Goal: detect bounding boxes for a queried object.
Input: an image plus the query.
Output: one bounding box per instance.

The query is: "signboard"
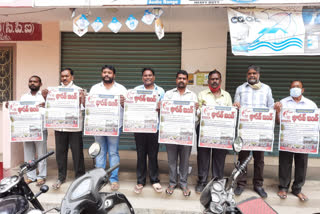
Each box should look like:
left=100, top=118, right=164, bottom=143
left=0, top=0, right=33, bottom=7
left=0, top=22, right=42, bottom=41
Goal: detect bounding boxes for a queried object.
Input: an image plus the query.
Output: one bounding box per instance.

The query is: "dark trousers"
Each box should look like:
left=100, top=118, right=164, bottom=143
left=278, top=151, right=308, bottom=194
left=134, top=132, right=160, bottom=185
left=237, top=150, right=264, bottom=188
left=196, top=125, right=228, bottom=184
left=55, top=131, right=85, bottom=181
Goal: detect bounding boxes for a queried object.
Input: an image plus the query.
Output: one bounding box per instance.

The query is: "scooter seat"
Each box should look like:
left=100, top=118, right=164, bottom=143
left=0, top=195, right=29, bottom=214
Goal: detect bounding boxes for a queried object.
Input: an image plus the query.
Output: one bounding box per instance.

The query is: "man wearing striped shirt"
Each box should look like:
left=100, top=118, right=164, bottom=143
left=233, top=65, right=274, bottom=198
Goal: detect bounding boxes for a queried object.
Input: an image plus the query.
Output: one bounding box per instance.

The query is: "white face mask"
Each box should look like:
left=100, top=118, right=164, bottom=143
left=290, top=87, right=302, bottom=98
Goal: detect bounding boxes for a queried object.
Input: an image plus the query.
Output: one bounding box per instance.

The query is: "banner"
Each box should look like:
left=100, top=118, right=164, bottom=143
left=228, top=7, right=320, bottom=56
left=9, top=101, right=43, bottom=142
left=159, top=100, right=195, bottom=146
left=45, top=87, right=80, bottom=128
left=279, top=108, right=319, bottom=154
left=84, top=94, right=120, bottom=136
left=0, top=22, right=42, bottom=41
left=238, top=107, right=275, bottom=151
left=199, top=105, right=237, bottom=150
left=123, top=89, right=158, bottom=133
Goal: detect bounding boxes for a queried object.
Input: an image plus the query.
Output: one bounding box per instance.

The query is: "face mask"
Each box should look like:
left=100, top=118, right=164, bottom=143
left=290, top=87, right=302, bottom=98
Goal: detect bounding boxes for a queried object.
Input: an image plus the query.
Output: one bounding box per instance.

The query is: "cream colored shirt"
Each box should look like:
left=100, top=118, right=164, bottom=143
left=198, top=88, right=233, bottom=108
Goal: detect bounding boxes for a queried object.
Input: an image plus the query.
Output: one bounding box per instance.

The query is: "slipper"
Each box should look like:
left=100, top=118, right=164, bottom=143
left=293, top=192, right=309, bottom=202
left=277, top=190, right=287, bottom=199
left=152, top=183, right=163, bottom=193
left=111, top=182, right=120, bottom=191
left=36, top=178, right=46, bottom=186
left=166, top=185, right=176, bottom=195
left=181, top=186, right=191, bottom=197
left=52, top=180, right=64, bottom=190
left=134, top=184, right=144, bottom=194
left=25, top=178, right=35, bottom=185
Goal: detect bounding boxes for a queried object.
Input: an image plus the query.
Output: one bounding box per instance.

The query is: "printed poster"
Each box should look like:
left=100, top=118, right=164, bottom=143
left=123, top=89, right=158, bottom=133
left=238, top=107, right=275, bottom=151
left=159, top=100, right=195, bottom=146
left=279, top=108, right=319, bottom=154
left=84, top=94, right=120, bottom=136
left=199, top=105, right=237, bottom=150
left=9, top=101, right=43, bottom=142
left=45, top=87, right=80, bottom=128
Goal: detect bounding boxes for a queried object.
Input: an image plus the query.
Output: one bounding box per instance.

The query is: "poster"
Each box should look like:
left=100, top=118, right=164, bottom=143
left=123, top=89, right=158, bottom=133
left=9, top=101, right=43, bottom=142
left=84, top=94, right=120, bottom=136
left=159, top=100, right=195, bottom=146
left=238, top=107, right=275, bottom=151
left=199, top=105, right=237, bottom=150
left=279, top=108, right=319, bottom=154
left=45, top=87, right=80, bottom=128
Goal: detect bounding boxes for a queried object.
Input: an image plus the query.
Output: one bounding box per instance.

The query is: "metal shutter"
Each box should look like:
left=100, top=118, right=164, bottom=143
left=226, top=34, right=320, bottom=157
left=61, top=32, right=181, bottom=150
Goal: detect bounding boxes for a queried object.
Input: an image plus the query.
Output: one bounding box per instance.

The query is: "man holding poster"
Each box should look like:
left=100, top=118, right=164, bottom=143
left=132, top=68, right=165, bottom=194
left=233, top=65, right=274, bottom=198
left=161, top=70, right=198, bottom=197
left=195, top=69, right=233, bottom=193
left=274, top=81, right=317, bottom=202
left=89, top=65, right=127, bottom=191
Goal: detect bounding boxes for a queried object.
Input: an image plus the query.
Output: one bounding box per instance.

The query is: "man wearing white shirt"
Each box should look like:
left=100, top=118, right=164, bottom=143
left=20, top=76, right=47, bottom=186
left=89, top=65, right=127, bottom=191
left=43, top=68, right=86, bottom=190
left=274, top=80, right=317, bottom=202
left=163, top=70, right=198, bottom=197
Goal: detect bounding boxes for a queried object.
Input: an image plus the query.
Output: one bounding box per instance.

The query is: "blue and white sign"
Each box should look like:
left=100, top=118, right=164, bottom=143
left=125, top=15, right=139, bottom=30
left=227, top=7, right=320, bottom=56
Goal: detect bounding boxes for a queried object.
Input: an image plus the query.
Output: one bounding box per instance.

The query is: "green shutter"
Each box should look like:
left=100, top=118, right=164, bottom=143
left=226, top=34, right=320, bottom=157
left=61, top=32, right=181, bottom=150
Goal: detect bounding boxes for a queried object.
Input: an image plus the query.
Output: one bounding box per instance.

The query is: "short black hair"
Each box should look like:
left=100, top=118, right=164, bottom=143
left=141, top=67, right=155, bottom=75
left=61, top=68, right=74, bottom=76
left=290, top=80, right=304, bottom=88
left=248, top=65, right=260, bottom=73
left=208, top=69, right=221, bottom=79
left=101, top=65, right=116, bottom=74
left=30, top=75, right=42, bottom=83
left=176, top=70, right=188, bottom=79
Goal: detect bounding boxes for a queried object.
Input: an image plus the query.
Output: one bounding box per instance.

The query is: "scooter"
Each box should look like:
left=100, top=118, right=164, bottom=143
left=0, top=151, right=54, bottom=214
left=200, top=137, right=277, bottom=214
left=28, top=142, right=135, bottom=214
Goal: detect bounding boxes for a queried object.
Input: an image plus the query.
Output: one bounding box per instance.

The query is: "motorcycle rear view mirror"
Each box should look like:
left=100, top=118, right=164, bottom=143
left=232, top=136, right=243, bottom=153
left=88, top=142, right=101, bottom=159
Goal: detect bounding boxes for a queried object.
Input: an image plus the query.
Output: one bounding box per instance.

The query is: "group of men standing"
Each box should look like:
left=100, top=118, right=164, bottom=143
left=14, top=64, right=314, bottom=202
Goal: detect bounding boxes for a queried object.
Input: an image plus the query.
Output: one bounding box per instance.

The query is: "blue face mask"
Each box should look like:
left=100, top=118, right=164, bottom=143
left=290, top=87, right=302, bottom=98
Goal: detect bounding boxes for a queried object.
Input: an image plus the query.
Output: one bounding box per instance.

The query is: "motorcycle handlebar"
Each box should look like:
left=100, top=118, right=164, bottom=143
left=21, top=151, right=54, bottom=171
left=239, top=153, right=253, bottom=172
left=35, top=151, right=54, bottom=164
left=106, top=163, right=120, bottom=175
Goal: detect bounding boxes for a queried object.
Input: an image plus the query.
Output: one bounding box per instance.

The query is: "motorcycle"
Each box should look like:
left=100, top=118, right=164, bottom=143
left=200, top=137, right=277, bottom=214
left=28, top=142, right=135, bottom=214
left=0, top=151, right=54, bottom=214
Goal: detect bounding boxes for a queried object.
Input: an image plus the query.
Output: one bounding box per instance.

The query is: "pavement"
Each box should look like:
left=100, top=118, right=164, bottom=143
left=5, top=151, right=320, bottom=214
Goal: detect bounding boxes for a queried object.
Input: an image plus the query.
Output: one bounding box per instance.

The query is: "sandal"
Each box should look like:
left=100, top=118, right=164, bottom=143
left=134, top=184, right=144, bottom=194
left=166, top=185, right=176, bottom=195
left=36, top=178, right=46, bottom=186
left=277, top=190, right=287, bottom=199
left=25, top=178, right=35, bottom=185
left=181, top=186, right=191, bottom=197
left=111, top=182, right=120, bottom=191
left=152, top=183, right=163, bottom=193
left=52, top=180, right=64, bottom=190
left=293, top=192, right=309, bottom=202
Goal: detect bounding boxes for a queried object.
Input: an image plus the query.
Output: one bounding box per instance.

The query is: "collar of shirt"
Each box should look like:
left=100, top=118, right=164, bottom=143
left=172, top=87, right=192, bottom=95
left=205, top=88, right=225, bottom=97
left=245, top=81, right=261, bottom=87
left=139, top=83, right=160, bottom=90
left=287, top=96, right=307, bottom=104
left=60, top=81, right=74, bottom=88
left=27, top=91, right=42, bottom=96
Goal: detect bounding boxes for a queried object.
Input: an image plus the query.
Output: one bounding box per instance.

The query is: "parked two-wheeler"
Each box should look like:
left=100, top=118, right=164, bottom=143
left=28, top=142, right=135, bottom=214
left=0, top=151, right=54, bottom=214
left=200, top=137, right=277, bottom=214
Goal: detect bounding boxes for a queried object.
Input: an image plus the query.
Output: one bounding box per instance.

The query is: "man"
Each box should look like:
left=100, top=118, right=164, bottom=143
left=195, top=69, right=233, bottom=193
left=20, top=76, right=47, bottom=186
left=89, top=65, right=127, bottom=191
left=164, top=70, right=198, bottom=197
left=44, top=68, right=86, bottom=190
left=233, top=65, right=274, bottom=198
left=274, top=80, right=316, bottom=202
left=133, top=68, right=165, bottom=194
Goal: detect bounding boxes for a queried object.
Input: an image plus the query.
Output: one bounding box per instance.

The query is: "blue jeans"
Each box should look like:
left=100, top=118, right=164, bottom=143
left=94, top=132, right=120, bottom=183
